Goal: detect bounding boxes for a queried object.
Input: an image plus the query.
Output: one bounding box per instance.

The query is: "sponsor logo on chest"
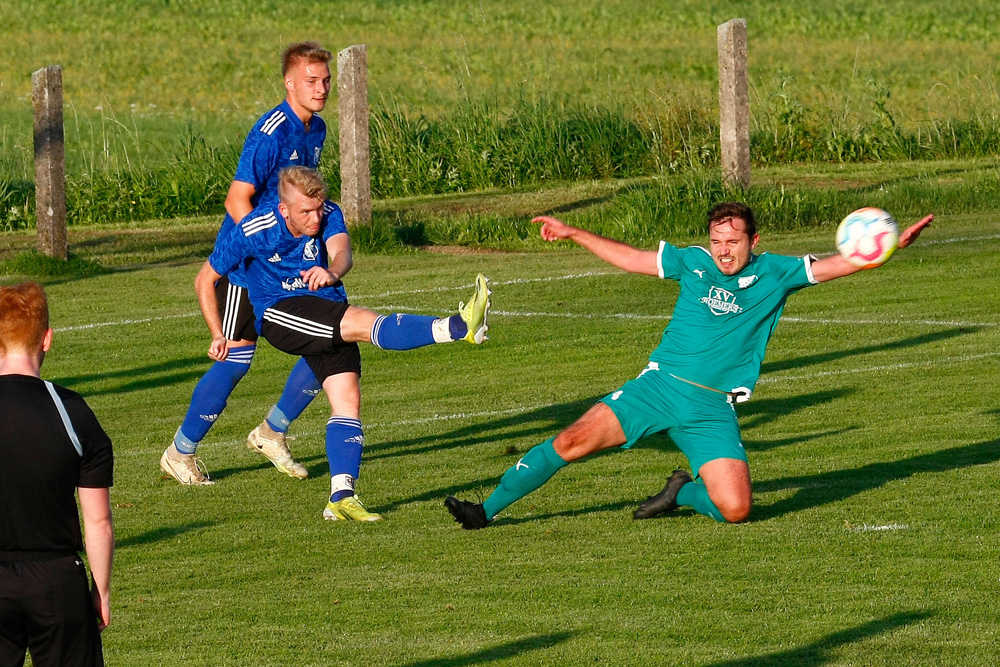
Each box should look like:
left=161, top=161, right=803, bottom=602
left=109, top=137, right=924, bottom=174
left=700, top=286, right=743, bottom=316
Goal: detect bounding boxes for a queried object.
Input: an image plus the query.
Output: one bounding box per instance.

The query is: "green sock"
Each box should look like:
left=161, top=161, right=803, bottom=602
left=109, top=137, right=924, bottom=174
left=676, top=480, right=725, bottom=523
left=482, top=438, right=568, bottom=520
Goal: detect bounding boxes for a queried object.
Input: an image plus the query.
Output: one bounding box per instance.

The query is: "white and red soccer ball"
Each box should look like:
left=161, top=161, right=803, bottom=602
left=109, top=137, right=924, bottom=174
left=836, top=207, right=899, bottom=269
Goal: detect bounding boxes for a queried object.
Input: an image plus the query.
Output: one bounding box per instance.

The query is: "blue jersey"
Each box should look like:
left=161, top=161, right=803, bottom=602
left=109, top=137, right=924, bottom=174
left=649, top=242, right=817, bottom=393
left=209, top=200, right=348, bottom=332
left=224, top=100, right=327, bottom=288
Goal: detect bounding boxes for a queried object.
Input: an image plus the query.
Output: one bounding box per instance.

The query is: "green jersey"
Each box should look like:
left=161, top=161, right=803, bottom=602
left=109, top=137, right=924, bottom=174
left=649, top=241, right=817, bottom=394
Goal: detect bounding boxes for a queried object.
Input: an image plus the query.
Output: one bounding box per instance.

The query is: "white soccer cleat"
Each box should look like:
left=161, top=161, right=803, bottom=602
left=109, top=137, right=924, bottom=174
left=246, top=423, right=308, bottom=479
left=160, top=444, right=215, bottom=486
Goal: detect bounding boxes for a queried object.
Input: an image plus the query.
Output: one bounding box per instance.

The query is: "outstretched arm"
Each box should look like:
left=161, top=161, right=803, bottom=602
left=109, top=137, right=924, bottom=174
left=811, top=214, right=933, bottom=283
left=194, top=261, right=229, bottom=360
left=532, top=216, right=659, bottom=276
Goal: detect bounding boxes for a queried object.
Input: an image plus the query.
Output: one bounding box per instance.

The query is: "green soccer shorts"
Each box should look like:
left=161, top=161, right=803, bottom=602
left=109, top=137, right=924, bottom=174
left=600, top=362, right=747, bottom=477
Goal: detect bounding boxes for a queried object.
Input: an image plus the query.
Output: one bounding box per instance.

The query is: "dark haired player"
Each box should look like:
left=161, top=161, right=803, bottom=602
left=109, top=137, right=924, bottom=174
left=445, top=204, right=932, bottom=529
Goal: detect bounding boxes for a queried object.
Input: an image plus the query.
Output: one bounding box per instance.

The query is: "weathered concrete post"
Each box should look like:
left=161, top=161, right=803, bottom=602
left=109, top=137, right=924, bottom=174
left=337, top=45, right=371, bottom=226
left=717, top=19, right=750, bottom=189
left=32, top=66, right=68, bottom=259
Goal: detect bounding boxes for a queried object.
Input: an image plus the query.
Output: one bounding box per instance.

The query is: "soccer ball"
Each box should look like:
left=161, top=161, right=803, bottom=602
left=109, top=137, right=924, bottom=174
left=836, top=207, right=899, bottom=269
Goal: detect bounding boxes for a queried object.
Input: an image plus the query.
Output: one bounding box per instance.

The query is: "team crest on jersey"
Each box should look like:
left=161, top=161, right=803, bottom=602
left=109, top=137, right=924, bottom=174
left=303, top=239, right=318, bottom=261
left=700, top=286, right=743, bottom=315
left=738, top=275, right=758, bottom=289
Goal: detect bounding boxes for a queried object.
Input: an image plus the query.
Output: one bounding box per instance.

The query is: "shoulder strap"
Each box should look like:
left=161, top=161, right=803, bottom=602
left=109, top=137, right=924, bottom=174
left=44, top=381, right=83, bottom=457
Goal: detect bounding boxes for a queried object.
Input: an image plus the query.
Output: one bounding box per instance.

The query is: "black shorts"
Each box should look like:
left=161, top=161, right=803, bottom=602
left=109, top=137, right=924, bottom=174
left=260, top=296, right=362, bottom=382
left=215, top=275, right=257, bottom=342
left=0, top=556, right=104, bottom=667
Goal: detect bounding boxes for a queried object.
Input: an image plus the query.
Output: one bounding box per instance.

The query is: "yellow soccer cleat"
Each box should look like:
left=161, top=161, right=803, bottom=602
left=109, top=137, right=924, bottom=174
left=323, top=495, right=383, bottom=522
left=459, top=273, right=491, bottom=344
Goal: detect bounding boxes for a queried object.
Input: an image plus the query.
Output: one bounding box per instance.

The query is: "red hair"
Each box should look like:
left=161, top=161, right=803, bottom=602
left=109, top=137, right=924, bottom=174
left=0, top=282, right=49, bottom=355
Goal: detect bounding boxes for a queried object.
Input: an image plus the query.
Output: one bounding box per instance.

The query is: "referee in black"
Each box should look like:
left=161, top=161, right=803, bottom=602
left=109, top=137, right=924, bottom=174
left=0, top=282, right=114, bottom=667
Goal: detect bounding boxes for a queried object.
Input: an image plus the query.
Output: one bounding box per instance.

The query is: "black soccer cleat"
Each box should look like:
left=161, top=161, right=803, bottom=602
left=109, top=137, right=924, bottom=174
left=445, top=496, right=489, bottom=530
left=633, top=469, right=693, bottom=520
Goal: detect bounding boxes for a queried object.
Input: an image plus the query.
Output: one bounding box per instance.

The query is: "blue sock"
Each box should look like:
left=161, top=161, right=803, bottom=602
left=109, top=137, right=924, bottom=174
left=267, top=357, right=321, bottom=433
left=447, top=314, right=468, bottom=340
left=676, top=480, right=725, bottom=523
left=482, top=438, right=568, bottom=520
left=176, top=346, right=255, bottom=454
left=326, top=417, right=364, bottom=502
left=370, top=314, right=438, bottom=350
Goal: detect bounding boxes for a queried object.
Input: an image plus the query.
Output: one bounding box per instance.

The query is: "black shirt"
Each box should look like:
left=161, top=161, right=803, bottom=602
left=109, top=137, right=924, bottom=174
left=0, top=375, right=114, bottom=559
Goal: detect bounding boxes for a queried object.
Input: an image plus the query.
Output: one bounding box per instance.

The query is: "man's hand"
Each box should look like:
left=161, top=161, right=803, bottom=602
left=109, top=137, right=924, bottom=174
left=532, top=216, right=576, bottom=242
left=92, top=585, right=111, bottom=632
left=208, top=335, right=229, bottom=361
left=301, top=267, right=338, bottom=291
left=898, top=214, right=933, bottom=248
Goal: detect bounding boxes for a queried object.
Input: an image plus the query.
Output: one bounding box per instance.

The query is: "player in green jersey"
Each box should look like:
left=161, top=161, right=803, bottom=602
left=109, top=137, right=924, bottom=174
left=445, top=202, right=932, bottom=528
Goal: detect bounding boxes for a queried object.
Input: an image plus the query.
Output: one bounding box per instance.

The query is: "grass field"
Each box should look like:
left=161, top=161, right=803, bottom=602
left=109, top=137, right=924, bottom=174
left=11, top=210, right=998, bottom=665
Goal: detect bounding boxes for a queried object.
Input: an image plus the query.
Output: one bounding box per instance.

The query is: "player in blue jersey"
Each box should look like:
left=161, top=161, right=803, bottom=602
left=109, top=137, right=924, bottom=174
left=197, top=167, right=491, bottom=521
left=445, top=203, right=932, bottom=529
left=162, top=43, right=335, bottom=486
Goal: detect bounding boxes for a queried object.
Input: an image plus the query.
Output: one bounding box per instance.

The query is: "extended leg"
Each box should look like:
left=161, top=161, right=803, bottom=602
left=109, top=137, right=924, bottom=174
left=446, top=402, right=627, bottom=529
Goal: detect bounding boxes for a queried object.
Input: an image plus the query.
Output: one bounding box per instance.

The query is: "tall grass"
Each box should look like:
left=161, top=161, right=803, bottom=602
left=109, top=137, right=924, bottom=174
left=362, top=164, right=1000, bottom=252
left=1, top=82, right=999, bottom=232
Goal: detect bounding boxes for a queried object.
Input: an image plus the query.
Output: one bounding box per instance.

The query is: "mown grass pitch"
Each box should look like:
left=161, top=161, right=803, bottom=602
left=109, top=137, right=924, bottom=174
left=33, top=214, right=1000, bottom=665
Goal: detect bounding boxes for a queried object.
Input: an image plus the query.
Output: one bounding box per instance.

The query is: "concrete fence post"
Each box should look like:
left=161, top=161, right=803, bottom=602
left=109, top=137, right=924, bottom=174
left=32, top=65, right=68, bottom=259
left=717, top=19, right=750, bottom=189
left=337, top=45, right=371, bottom=226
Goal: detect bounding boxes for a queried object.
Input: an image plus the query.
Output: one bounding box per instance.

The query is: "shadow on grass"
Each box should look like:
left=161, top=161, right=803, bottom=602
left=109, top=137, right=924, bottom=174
left=754, top=438, right=1000, bottom=520
left=492, top=499, right=638, bottom=528
left=53, top=355, right=209, bottom=396
left=704, top=610, right=931, bottom=667
left=116, top=521, right=216, bottom=549
left=397, top=632, right=573, bottom=667
left=746, top=427, right=858, bottom=453
left=371, top=474, right=504, bottom=515
left=365, top=396, right=601, bottom=461
left=761, top=327, right=976, bottom=376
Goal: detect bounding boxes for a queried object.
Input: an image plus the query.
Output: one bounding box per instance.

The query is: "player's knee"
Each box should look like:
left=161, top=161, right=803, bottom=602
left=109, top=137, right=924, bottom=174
left=716, top=496, right=752, bottom=523
left=552, top=429, right=595, bottom=462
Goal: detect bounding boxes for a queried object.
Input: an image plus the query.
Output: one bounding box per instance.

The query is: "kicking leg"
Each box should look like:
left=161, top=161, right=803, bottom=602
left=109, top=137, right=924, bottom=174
left=339, top=274, right=491, bottom=349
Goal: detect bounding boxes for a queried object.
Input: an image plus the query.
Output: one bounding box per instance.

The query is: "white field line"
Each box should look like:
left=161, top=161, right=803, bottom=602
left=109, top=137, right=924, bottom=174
left=849, top=523, right=910, bottom=532
left=51, top=230, right=996, bottom=334
left=56, top=307, right=999, bottom=332
left=54, top=271, right=620, bottom=333
left=373, top=306, right=998, bottom=329
left=132, top=348, right=998, bottom=458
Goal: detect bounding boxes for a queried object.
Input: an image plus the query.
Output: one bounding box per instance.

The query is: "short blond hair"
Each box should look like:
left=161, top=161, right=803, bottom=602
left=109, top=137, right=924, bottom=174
left=282, top=42, right=332, bottom=76
left=278, top=166, right=328, bottom=203
left=0, top=282, right=49, bottom=356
